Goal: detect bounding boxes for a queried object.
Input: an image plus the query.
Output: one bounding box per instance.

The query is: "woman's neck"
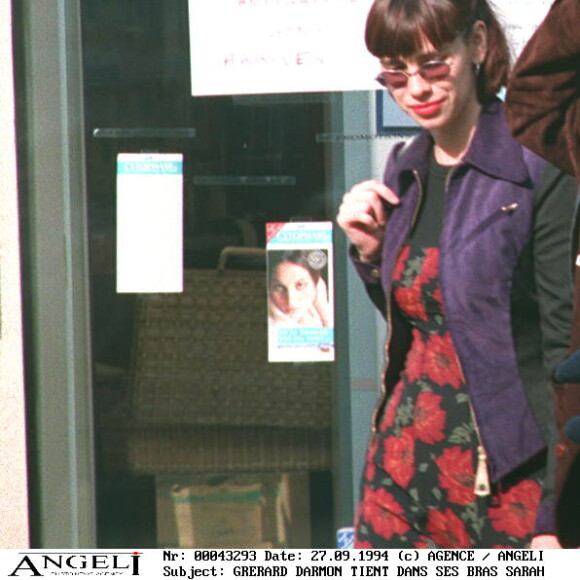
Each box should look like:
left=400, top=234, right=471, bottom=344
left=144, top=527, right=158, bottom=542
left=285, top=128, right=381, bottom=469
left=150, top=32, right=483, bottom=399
left=432, top=101, right=482, bottom=166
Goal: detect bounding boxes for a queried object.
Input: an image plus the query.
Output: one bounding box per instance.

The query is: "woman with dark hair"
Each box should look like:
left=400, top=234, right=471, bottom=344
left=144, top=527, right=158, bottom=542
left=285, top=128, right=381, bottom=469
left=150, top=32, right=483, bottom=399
left=337, top=0, right=577, bottom=548
left=267, top=250, right=331, bottom=328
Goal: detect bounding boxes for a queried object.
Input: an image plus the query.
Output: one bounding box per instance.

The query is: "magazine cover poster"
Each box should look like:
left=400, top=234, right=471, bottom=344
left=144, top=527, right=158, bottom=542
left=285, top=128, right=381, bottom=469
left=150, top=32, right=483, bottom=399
left=266, top=222, right=334, bottom=363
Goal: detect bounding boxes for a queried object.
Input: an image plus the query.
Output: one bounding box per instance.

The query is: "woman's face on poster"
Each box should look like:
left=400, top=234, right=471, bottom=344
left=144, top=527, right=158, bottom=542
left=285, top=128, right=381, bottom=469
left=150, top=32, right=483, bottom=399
left=270, top=261, right=317, bottom=318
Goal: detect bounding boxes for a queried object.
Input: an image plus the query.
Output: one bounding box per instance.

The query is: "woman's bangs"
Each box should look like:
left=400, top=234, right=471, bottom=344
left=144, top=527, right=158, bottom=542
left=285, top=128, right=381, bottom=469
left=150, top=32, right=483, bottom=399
left=366, top=0, right=460, bottom=59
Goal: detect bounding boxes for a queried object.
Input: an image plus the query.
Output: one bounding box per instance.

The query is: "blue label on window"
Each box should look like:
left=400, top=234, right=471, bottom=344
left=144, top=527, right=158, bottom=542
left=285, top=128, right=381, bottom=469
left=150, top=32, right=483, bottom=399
left=117, top=160, right=183, bottom=175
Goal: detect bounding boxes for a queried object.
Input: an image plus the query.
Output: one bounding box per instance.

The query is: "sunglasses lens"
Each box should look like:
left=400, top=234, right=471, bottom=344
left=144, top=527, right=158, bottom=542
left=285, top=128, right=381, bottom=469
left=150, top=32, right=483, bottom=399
left=421, top=61, right=450, bottom=81
left=375, top=74, right=388, bottom=87
left=376, top=61, right=450, bottom=89
left=382, top=71, right=408, bottom=89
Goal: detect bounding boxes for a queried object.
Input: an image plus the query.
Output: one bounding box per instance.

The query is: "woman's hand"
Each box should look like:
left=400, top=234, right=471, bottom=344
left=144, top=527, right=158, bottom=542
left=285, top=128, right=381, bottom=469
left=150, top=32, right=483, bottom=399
left=337, top=180, right=400, bottom=263
left=530, top=534, right=562, bottom=549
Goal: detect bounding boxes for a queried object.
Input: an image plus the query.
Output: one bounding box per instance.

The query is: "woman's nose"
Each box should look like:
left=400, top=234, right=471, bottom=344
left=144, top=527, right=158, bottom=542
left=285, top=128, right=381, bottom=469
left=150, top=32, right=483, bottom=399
left=407, top=72, right=432, bottom=97
left=287, top=288, right=302, bottom=307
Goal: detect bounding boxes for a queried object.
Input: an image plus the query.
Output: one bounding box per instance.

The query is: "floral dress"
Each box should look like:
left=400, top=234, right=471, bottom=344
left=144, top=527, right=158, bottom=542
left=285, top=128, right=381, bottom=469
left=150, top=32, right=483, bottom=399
left=354, top=243, right=545, bottom=548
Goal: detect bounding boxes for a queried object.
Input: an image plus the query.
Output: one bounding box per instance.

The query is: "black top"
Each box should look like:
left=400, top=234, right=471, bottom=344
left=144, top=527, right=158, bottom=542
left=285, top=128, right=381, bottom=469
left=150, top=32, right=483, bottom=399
left=409, top=152, right=452, bottom=246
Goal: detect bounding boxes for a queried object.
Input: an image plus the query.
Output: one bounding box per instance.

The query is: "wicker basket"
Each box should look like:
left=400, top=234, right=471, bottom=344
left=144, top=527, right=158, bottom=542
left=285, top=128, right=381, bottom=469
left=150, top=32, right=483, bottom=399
left=115, top=249, right=333, bottom=474
left=125, top=425, right=332, bottom=475
left=129, top=255, right=333, bottom=430
left=99, top=416, right=331, bottom=475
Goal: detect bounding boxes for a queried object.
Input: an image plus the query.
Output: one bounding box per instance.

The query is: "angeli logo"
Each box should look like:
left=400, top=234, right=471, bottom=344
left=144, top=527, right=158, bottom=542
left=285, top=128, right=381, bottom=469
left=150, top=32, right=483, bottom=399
left=8, top=552, right=141, bottom=577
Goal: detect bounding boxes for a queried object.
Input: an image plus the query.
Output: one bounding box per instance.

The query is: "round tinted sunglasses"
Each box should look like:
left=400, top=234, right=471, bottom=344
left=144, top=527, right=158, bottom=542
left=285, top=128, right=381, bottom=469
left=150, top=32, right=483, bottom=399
left=376, top=60, right=451, bottom=90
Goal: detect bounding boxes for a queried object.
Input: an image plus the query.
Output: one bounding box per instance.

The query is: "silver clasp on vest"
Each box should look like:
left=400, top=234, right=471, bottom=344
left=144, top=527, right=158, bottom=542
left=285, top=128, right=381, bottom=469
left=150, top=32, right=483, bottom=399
left=501, top=202, right=519, bottom=214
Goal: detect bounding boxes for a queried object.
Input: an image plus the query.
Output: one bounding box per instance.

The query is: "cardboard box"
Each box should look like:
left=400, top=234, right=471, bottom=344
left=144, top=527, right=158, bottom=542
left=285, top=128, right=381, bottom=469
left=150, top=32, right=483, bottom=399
left=156, top=473, right=310, bottom=548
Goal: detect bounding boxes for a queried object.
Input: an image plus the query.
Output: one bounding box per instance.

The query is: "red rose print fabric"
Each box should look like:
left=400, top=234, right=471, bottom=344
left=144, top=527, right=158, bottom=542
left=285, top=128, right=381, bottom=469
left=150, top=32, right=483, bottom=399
left=355, top=245, right=544, bottom=548
left=435, top=447, right=475, bottom=506
left=382, top=427, right=416, bottom=488
left=488, top=479, right=542, bottom=538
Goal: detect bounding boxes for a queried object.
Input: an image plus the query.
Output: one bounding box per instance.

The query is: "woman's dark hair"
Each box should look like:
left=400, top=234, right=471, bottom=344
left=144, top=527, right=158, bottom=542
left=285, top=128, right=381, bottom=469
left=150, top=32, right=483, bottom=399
left=365, top=0, right=510, bottom=101
left=268, top=250, right=325, bottom=285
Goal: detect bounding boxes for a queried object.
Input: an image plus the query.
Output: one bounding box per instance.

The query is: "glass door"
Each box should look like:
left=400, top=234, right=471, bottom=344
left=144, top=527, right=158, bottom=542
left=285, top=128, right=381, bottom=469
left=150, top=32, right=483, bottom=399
left=81, top=0, right=338, bottom=549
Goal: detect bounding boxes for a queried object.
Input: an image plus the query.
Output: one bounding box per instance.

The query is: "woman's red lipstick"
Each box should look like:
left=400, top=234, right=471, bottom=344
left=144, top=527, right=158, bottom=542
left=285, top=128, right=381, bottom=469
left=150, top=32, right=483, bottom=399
left=410, top=99, right=444, bottom=117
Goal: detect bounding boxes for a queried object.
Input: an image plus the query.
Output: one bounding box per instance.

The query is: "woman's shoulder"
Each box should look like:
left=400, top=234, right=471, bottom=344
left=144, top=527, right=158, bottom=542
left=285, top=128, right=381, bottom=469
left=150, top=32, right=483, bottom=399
left=468, top=100, right=549, bottom=186
left=492, top=100, right=577, bottom=195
